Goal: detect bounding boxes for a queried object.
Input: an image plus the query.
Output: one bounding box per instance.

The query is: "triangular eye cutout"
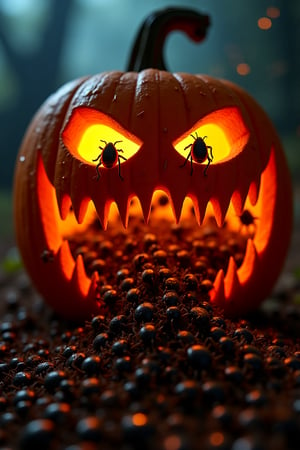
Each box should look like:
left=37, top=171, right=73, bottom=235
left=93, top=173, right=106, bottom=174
left=173, top=107, right=250, bottom=167
left=62, top=107, right=143, bottom=167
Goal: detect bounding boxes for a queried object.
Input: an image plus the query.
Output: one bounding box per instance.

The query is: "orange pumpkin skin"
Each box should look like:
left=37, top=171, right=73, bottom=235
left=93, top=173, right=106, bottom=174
left=13, top=69, right=293, bottom=320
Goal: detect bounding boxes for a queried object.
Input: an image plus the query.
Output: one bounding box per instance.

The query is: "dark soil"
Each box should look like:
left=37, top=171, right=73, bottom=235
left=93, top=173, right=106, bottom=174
left=0, top=217, right=299, bottom=450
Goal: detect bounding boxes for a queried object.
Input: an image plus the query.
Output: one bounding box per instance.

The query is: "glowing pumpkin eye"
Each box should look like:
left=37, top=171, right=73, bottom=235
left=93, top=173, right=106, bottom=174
left=173, top=107, right=250, bottom=166
left=62, top=107, right=142, bottom=166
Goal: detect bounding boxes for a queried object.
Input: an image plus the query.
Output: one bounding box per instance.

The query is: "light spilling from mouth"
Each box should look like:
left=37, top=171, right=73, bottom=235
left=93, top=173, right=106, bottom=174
left=55, top=105, right=260, bottom=296
left=62, top=187, right=258, bottom=279
left=37, top=142, right=275, bottom=314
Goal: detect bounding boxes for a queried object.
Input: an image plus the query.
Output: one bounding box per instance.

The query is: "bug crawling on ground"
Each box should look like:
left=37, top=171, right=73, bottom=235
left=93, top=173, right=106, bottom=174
left=93, top=140, right=127, bottom=180
left=180, top=133, right=213, bottom=176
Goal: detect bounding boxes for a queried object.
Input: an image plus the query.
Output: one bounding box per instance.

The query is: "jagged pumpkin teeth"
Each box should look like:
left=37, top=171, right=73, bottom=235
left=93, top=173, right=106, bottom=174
left=13, top=10, right=292, bottom=320
left=239, top=238, right=259, bottom=279
left=57, top=240, right=75, bottom=278
left=231, top=191, right=245, bottom=217
left=71, top=254, right=90, bottom=296
left=224, top=256, right=240, bottom=298
left=91, top=199, right=107, bottom=231
left=173, top=199, right=184, bottom=224
left=70, top=195, right=88, bottom=225
left=56, top=192, right=72, bottom=221
left=88, top=271, right=100, bottom=299
left=248, top=178, right=261, bottom=206
left=211, top=197, right=231, bottom=228
left=195, top=196, right=209, bottom=227
left=212, top=269, right=225, bottom=302
left=116, top=199, right=131, bottom=229
left=190, top=198, right=201, bottom=226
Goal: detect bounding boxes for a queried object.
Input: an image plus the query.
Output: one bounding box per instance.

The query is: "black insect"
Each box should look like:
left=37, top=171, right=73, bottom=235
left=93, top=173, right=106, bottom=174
left=93, top=140, right=127, bottom=181
left=180, top=133, right=213, bottom=176
left=40, top=248, right=54, bottom=263
left=239, top=210, right=256, bottom=227
left=238, top=210, right=257, bottom=237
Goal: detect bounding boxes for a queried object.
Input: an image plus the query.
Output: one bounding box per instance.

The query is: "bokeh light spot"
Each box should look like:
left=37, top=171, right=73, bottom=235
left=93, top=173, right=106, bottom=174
left=132, top=412, right=148, bottom=427
left=258, top=17, right=272, bottom=30
left=210, top=431, right=225, bottom=447
left=266, top=7, right=280, bottom=19
left=236, top=63, right=251, bottom=76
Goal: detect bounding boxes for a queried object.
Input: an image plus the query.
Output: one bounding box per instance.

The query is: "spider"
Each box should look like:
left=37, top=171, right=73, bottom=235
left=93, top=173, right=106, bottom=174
left=180, top=133, right=213, bottom=176
left=93, top=140, right=127, bottom=180
left=239, top=209, right=257, bottom=236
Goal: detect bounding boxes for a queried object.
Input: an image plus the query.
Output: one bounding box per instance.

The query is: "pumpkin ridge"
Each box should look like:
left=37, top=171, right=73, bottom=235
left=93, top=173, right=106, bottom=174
left=171, top=72, right=192, bottom=131
left=108, top=71, right=137, bottom=129
left=39, top=77, right=89, bottom=184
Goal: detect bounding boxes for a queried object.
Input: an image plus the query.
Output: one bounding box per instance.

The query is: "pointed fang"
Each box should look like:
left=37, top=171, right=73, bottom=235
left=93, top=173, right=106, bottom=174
left=115, top=199, right=129, bottom=229
left=224, top=256, right=240, bottom=299
left=211, top=269, right=225, bottom=308
left=71, top=196, right=90, bottom=224
left=191, top=198, right=201, bottom=226
left=210, top=197, right=230, bottom=227
left=71, top=254, right=91, bottom=296
left=140, top=194, right=152, bottom=224
left=93, top=200, right=109, bottom=230
left=57, top=240, right=75, bottom=278
left=57, top=193, right=72, bottom=221
left=238, top=238, right=259, bottom=282
left=248, top=177, right=261, bottom=206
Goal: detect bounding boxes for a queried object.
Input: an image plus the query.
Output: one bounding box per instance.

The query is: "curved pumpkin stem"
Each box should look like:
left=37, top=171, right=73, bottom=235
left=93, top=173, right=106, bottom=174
left=127, top=7, right=210, bottom=71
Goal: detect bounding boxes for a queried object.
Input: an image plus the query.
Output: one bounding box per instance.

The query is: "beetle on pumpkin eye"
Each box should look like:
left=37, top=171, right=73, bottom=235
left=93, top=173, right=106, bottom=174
left=180, top=133, right=213, bottom=176
left=93, top=139, right=127, bottom=181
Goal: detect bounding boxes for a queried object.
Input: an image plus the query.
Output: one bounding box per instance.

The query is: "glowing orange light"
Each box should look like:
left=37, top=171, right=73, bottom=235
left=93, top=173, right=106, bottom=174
left=164, top=435, right=182, bottom=450
left=62, top=107, right=143, bottom=166
left=132, top=413, right=148, bottom=426
left=236, top=63, right=250, bottom=76
left=258, top=17, right=272, bottom=30
left=174, top=124, right=230, bottom=162
left=267, top=7, right=280, bottom=19
left=173, top=108, right=248, bottom=165
left=209, top=432, right=225, bottom=446
left=78, top=124, right=140, bottom=165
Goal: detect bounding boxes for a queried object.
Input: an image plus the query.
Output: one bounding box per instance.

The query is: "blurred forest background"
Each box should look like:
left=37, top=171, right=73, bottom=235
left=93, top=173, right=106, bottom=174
left=0, top=0, right=299, bottom=242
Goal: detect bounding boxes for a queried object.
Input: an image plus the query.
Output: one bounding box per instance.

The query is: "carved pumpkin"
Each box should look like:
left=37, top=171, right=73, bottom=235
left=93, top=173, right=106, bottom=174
left=13, top=9, right=292, bottom=320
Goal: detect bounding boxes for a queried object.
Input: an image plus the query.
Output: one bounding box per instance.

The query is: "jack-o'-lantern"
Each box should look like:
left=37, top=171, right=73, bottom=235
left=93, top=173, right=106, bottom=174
left=13, top=8, right=292, bottom=320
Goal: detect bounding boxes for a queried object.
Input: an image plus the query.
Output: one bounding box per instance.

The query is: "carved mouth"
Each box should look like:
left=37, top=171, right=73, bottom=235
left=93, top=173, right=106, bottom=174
left=36, top=146, right=275, bottom=313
